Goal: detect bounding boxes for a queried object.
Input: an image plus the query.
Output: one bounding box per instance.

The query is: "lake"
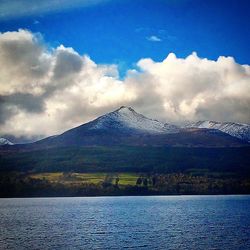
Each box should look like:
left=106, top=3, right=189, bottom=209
left=0, top=196, right=249, bottom=249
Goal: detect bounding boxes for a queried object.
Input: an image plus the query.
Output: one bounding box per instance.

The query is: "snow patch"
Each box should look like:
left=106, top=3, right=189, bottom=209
left=184, top=121, right=250, bottom=142
left=0, top=138, right=14, bottom=145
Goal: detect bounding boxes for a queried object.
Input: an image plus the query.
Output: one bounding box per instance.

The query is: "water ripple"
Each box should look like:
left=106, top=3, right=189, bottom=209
left=0, top=196, right=249, bottom=249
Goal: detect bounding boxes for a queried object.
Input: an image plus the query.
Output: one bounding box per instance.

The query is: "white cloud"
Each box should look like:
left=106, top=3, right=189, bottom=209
left=0, top=0, right=109, bottom=20
left=147, top=35, right=162, bottom=42
left=0, top=30, right=249, bottom=138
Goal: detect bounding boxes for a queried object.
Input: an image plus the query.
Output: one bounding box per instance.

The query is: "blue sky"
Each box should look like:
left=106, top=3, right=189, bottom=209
left=0, top=0, right=250, bottom=74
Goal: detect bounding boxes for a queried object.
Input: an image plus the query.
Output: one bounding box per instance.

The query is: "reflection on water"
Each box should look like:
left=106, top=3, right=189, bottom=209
left=0, top=195, right=250, bottom=249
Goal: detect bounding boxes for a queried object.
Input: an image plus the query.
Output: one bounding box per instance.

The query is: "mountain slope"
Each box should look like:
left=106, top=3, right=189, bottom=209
left=1, top=146, right=250, bottom=174
left=0, top=138, right=14, bottom=146
left=184, top=121, right=250, bottom=142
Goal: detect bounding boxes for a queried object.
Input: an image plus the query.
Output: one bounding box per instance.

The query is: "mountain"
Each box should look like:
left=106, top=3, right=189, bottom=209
left=0, top=107, right=249, bottom=174
left=0, top=138, right=14, bottom=146
left=1, top=107, right=248, bottom=149
left=85, top=106, right=179, bottom=134
left=0, top=135, right=41, bottom=144
left=184, top=121, right=250, bottom=142
left=34, top=106, right=180, bottom=147
left=31, top=106, right=247, bottom=148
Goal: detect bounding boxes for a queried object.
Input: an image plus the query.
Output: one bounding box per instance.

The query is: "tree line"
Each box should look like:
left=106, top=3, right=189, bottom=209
left=0, top=172, right=249, bottom=197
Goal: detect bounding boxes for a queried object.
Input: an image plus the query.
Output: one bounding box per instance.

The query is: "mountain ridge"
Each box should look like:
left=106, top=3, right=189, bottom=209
left=1, top=107, right=249, bottom=147
left=26, top=106, right=249, bottom=148
left=184, top=120, right=250, bottom=142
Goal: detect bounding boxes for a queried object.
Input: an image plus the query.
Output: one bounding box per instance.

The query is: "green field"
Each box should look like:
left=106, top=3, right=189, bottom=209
left=30, top=172, right=140, bottom=186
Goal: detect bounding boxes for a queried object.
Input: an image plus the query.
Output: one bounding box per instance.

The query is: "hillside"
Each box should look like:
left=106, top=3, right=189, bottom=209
left=1, top=146, right=250, bottom=176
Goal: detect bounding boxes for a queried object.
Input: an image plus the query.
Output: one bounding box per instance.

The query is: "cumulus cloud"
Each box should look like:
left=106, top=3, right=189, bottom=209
left=147, top=35, right=162, bottom=42
left=0, top=29, right=249, bottom=138
left=135, top=52, right=250, bottom=123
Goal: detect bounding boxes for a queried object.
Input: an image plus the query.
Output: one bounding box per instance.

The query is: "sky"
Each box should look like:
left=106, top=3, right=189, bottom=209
left=0, top=0, right=250, bottom=140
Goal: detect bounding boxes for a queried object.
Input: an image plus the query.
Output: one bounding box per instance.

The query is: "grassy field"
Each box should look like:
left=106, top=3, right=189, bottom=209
left=30, top=172, right=140, bottom=186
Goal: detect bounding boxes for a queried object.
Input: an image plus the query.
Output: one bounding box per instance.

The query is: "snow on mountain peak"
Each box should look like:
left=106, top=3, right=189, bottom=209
left=116, top=106, right=137, bottom=115
left=184, top=120, right=250, bottom=142
left=0, top=137, right=14, bottom=145
left=90, top=106, right=179, bottom=134
left=117, top=106, right=134, bottom=111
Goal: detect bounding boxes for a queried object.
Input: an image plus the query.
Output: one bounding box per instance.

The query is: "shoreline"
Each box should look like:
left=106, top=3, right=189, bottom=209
left=1, top=193, right=250, bottom=199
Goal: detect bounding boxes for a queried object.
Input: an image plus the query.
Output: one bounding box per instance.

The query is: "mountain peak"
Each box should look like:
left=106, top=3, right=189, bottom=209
left=90, top=106, right=179, bottom=134
left=118, top=105, right=130, bottom=109
left=116, top=106, right=135, bottom=113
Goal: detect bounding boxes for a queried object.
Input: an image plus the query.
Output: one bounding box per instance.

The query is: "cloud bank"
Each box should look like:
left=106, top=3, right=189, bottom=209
left=0, top=29, right=249, bottom=138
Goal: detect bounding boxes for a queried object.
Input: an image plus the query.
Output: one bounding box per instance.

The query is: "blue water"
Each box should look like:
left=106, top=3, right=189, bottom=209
left=0, top=196, right=249, bottom=250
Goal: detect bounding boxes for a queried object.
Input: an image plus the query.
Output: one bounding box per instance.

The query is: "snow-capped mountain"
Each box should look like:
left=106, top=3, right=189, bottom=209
left=184, top=121, right=250, bottom=142
left=2, top=107, right=249, bottom=149
left=90, top=106, right=179, bottom=134
left=0, top=138, right=14, bottom=146
left=32, top=106, right=249, bottom=148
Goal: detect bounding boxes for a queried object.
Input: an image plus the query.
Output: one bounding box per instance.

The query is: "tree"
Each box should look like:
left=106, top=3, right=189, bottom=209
left=115, top=177, right=120, bottom=186
left=102, top=174, right=113, bottom=188
left=136, top=177, right=142, bottom=185
left=152, top=176, right=157, bottom=186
